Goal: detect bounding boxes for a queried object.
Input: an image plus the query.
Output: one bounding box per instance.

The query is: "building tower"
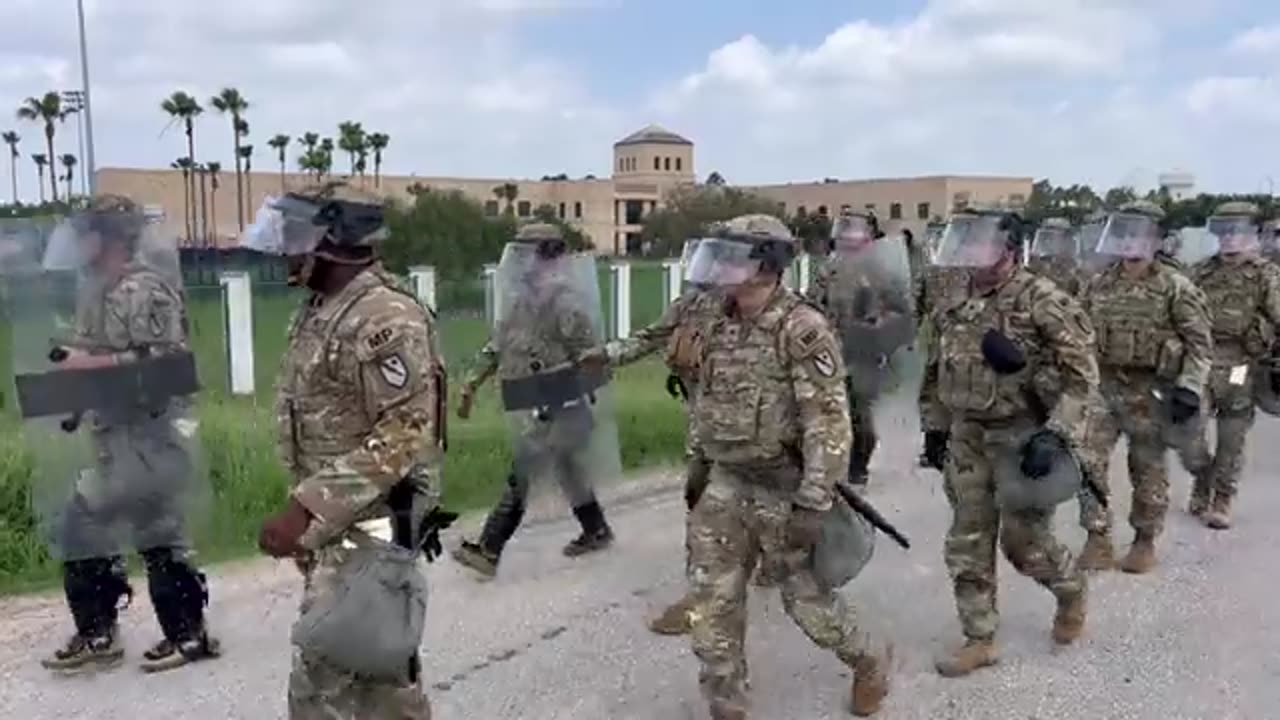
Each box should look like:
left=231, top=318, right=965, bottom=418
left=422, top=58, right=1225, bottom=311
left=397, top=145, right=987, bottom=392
left=610, top=124, right=695, bottom=254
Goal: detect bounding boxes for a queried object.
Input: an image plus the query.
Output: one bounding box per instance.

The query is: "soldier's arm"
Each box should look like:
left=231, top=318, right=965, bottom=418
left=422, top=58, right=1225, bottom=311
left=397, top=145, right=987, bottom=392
left=784, top=308, right=852, bottom=512
left=100, top=275, right=186, bottom=362
left=805, top=266, right=830, bottom=307
left=1169, top=275, right=1214, bottom=395
left=459, top=338, right=499, bottom=392
left=293, top=306, right=442, bottom=550
left=918, top=311, right=949, bottom=431
left=1030, top=282, right=1101, bottom=449
left=605, top=292, right=691, bottom=366
left=1258, top=262, right=1280, bottom=329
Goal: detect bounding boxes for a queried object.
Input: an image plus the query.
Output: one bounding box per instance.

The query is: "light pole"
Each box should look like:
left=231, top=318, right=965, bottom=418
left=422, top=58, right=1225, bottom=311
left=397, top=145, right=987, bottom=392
left=76, top=0, right=97, bottom=196
left=60, top=90, right=86, bottom=196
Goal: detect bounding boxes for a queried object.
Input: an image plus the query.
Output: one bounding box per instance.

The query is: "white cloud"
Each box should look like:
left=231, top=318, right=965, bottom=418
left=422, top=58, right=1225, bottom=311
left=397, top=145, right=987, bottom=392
left=1228, top=24, right=1280, bottom=56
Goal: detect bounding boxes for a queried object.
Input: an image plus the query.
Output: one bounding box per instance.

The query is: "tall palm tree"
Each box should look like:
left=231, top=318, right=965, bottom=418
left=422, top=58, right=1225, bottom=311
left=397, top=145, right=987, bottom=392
left=32, top=153, right=48, bottom=203
left=337, top=121, right=366, bottom=178
left=60, top=153, right=77, bottom=200
left=2, top=130, right=18, bottom=203
left=238, top=145, right=254, bottom=212
left=210, top=88, right=250, bottom=232
left=16, top=92, right=64, bottom=203
left=171, top=157, right=194, bottom=243
left=267, top=134, right=290, bottom=191
left=366, top=132, right=389, bottom=188
left=206, top=161, right=221, bottom=247
left=161, top=91, right=203, bottom=240
left=195, top=163, right=209, bottom=246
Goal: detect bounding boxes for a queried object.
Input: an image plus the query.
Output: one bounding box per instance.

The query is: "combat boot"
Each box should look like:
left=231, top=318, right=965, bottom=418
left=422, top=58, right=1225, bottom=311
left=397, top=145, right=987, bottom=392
left=934, top=639, right=998, bottom=678
left=850, top=646, right=892, bottom=716
left=139, top=631, right=222, bottom=673
left=41, top=627, right=124, bottom=671
left=1051, top=591, right=1086, bottom=645
left=1188, top=485, right=1212, bottom=518
left=452, top=540, right=500, bottom=578
left=1119, top=534, right=1157, bottom=574
left=563, top=526, right=614, bottom=557
left=1203, top=494, right=1233, bottom=530
left=648, top=595, right=694, bottom=635
left=709, top=700, right=748, bottom=720
left=1076, top=532, right=1115, bottom=572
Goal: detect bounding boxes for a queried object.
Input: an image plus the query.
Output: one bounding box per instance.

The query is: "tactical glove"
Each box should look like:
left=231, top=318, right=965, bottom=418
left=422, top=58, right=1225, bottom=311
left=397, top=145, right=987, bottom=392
left=1019, top=431, right=1066, bottom=479
left=786, top=505, right=825, bottom=549
left=1169, top=387, right=1200, bottom=424
left=980, top=328, right=1027, bottom=375
left=419, top=508, right=459, bottom=563
left=1271, top=369, right=1280, bottom=394
left=259, top=498, right=312, bottom=557
left=923, top=430, right=950, bottom=470
left=666, top=374, right=689, bottom=400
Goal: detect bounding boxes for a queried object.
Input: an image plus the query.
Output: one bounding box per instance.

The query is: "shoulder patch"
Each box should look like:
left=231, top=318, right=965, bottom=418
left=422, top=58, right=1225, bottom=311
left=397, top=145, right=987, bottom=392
left=365, top=326, right=395, bottom=352
left=378, top=354, right=409, bottom=388
left=811, top=348, right=838, bottom=378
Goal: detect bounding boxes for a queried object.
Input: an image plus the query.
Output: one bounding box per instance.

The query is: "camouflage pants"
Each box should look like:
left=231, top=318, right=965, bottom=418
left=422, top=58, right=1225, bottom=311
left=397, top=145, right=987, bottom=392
left=1183, top=363, right=1256, bottom=498
left=687, top=463, right=872, bottom=707
left=1088, top=376, right=1175, bottom=538
left=944, top=419, right=1084, bottom=642
left=289, top=547, right=431, bottom=720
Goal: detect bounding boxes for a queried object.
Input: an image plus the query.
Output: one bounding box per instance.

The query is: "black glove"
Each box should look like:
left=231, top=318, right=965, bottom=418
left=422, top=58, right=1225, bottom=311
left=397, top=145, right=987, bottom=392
left=1271, top=368, right=1280, bottom=394
left=1169, top=387, right=1200, bottom=424
left=923, top=430, right=949, bottom=470
left=980, top=328, right=1027, bottom=375
left=1019, top=431, right=1065, bottom=479
left=419, top=508, right=459, bottom=563
left=666, top=374, right=688, bottom=400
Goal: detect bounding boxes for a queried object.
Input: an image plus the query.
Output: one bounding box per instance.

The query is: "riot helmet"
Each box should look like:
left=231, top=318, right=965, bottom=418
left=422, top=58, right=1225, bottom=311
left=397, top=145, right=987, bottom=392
left=1207, top=201, right=1262, bottom=257
left=684, top=213, right=795, bottom=287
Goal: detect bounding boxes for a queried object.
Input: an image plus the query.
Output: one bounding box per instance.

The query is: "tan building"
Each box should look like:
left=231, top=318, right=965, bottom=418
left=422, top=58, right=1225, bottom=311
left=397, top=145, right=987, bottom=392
left=96, top=124, right=1030, bottom=254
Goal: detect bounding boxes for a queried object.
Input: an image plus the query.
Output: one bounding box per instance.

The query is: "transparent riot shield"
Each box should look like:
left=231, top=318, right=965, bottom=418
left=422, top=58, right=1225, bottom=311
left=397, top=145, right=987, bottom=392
left=9, top=213, right=207, bottom=562
left=825, top=237, right=917, bottom=400
left=492, top=244, right=623, bottom=507
left=1175, top=227, right=1218, bottom=269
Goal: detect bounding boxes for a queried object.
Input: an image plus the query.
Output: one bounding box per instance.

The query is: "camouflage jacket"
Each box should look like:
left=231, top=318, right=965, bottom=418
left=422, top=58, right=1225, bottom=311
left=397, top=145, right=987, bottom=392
left=920, top=268, right=1100, bottom=451
left=914, top=265, right=970, bottom=326
left=693, top=285, right=851, bottom=512
left=805, top=258, right=913, bottom=328
left=277, top=265, right=446, bottom=551
left=604, top=288, right=721, bottom=386
left=1026, top=256, right=1086, bottom=297
left=461, top=283, right=598, bottom=390
left=1192, top=256, right=1280, bottom=364
left=1080, top=261, right=1213, bottom=395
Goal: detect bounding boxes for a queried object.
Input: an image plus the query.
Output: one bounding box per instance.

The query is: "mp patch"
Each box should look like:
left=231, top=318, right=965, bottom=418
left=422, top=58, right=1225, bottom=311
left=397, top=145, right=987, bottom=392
left=378, top=354, right=409, bottom=388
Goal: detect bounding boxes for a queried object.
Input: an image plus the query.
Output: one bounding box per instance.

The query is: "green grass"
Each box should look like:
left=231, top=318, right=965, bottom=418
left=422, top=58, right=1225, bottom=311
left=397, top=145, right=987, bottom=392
left=0, top=263, right=683, bottom=593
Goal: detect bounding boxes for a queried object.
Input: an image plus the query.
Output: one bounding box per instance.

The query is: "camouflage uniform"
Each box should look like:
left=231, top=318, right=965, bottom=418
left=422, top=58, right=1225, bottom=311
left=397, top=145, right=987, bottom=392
left=277, top=263, right=444, bottom=720
left=1079, top=203, right=1213, bottom=574
left=686, top=214, right=888, bottom=718
left=1026, top=217, right=1086, bottom=296
left=921, top=266, right=1094, bottom=674
left=1184, top=202, right=1280, bottom=528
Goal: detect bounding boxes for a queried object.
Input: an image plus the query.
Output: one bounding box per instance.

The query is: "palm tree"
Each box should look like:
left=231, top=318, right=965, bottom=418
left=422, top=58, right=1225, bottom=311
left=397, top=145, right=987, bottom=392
left=16, top=92, right=65, bottom=203
left=206, top=161, right=221, bottom=246
left=493, top=182, right=519, bottom=214
left=161, top=91, right=203, bottom=240
left=171, top=157, right=194, bottom=243
left=2, top=130, right=18, bottom=203
left=210, top=88, right=250, bottom=232
left=238, top=145, right=254, bottom=211
left=60, top=153, right=77, bottom=200
left=32, top=153, right=48, bottom=203
left=366, top=132, right=389, bottom=188
left=267, top=134, right=290, bottom=190
left=318, top=138, right=335, bottom=179
left=337, top=121, right=366, bottom=178
left=195, top=163, right=209, bottom=246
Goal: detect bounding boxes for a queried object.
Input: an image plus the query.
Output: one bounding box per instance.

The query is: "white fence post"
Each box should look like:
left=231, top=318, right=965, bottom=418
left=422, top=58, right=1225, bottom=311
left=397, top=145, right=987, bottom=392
left=783, top=261, right=798, bottom=290
left=610, top=262, right=632, bottom=340
left=219, top=271, right=256, bottom=396
left=798, top=253, right=812, bottom=292
left=661, top=259, right=682, bottom=307
left=408, top=266, right=436, bottom=310
left=483, top=263, right=498, bottom=326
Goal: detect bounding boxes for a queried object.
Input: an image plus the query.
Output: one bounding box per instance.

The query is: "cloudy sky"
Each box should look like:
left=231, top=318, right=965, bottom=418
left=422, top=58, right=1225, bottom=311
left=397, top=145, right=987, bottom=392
left=1, top=0, right=1277, bottom=203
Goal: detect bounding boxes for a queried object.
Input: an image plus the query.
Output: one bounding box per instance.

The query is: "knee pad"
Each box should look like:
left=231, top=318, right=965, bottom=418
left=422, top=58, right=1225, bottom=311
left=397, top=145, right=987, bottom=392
left=63, top=556, right=132, bottom=637
left=141, top=547, right=208, bottom=642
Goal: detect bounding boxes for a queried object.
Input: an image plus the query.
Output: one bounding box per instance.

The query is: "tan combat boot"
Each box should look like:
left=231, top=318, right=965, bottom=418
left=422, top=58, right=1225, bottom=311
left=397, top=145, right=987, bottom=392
left=1188, top=486, right=1212, bottom=518
left=647, top=595, right=694, bottom=635
left=935, top=639, right=998, bottom=678
left=1119, top=534, right=1157, bottom=574
left=1076, top=532, right=1115, bottom=572
left=1051, top=592, right=1086, bottom=645
left=850, top=646, right=892, bottom=716
left=1203, top=494, right=1233, bottom=530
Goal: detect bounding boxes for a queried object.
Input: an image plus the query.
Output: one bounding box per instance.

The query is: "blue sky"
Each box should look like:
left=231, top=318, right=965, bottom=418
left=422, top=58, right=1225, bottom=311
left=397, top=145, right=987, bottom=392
left=1, top=0, right=1277, bottom=202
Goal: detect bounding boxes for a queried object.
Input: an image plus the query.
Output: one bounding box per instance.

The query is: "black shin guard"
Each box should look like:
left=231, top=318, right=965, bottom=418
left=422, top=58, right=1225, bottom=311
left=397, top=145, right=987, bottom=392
left=63, top=557, right=132, bottom=638
left=141, top=548, right=209, bottom=643
left=478, top=475, right=527, bottom=556
left=572, top=500, right=609, bottom=536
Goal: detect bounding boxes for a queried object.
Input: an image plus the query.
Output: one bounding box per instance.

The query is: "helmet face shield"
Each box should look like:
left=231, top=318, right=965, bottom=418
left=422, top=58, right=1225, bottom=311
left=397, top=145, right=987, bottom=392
left=1096, top=213, right=1159, bottom=260
left=934, top=215, right=1007, bottom=268
left=240, top=195, right=329, bottom=257
left=1031, top=227, right=1077, bottom=258
left=1207, top=215, right=1260, bottom=255
left=683, top=237, right=761, bottom=287
left=831, top=215, right=875, bottom=254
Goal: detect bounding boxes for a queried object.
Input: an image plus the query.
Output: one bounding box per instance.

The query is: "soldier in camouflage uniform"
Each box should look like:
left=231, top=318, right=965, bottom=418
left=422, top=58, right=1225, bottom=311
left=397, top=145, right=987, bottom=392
left=1262, top=219, right=1280, bottom=265
left=250, top=183, right=445, bottom=719
left=919, top=207, right=1094, bottom=677
left=684, top=214, right=891, bottom=719
left=1026, top=217, right=1086, bottom=295
left=452, top=223, right=614, bottom=577
left=1184, top=202, right=1280, bottom=529
left=36, top=196, right=219, bottom=673
left=1078, top=201, right=1213, bottom=574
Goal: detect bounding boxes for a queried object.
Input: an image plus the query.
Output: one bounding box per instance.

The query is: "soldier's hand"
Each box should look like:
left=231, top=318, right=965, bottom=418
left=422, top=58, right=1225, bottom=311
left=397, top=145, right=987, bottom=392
left=665, top=374, right=687, bottom=400
left=786, top=505, right=825, bottom=549
left=923, top=430, right=949, bottom=470
left=457, top=387, right=474, bottom=420
left=1019, top=431, right=1065, bottom=479
left=258, top=498, right=312, bottom=558
left=1169, top=387, right=1200, bottom=424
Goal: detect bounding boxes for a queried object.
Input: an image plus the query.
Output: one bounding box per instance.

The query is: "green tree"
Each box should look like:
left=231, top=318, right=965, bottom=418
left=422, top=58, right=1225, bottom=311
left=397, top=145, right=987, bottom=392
left=492, top=182, right=519, bottom=215
left=382, top=189, right=511, bottom=281
left=161, top=91, right=203, bottom=241
left=1102, top=186, right=1138, bottom=210
left=337, top=121, right=366, bottom=179
left=59, top=153, right=76, bottom=200
left=640, top=183, right=781, bottom=256
left=206, top=161, right=221, bottom=245
left=16, top=92, right=66, bottom=203
left=239, top=145, right=254, bottom=211
left=366, top=132, right=389, bottom=187
left=210, top=88, right=250, bottom=231
left=2, top=130, right=18, bottom=203
left=170, top=157, right=194, bottom=242
left=267, top=134, right=290, bottom=191
left=789, top=208, right=833, bottom=254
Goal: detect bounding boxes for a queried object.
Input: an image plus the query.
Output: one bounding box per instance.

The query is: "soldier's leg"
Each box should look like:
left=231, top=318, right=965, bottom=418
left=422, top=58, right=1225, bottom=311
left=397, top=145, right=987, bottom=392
left=687, top=467, right=753, bottom=715
left=453, top=466, right=529, bottom=577
left=1205, top=393, right=1255, bottom=529
left=1119, top=402, right=1169, bottom=574
left=137, top=546, right=219, bottom=672
left=43, top=555, right=131, bottom=670
left=1077, top=405, right=1120, bottom=571
left=559, top=440, right=614, bottom=557
left=937, top=421, right=1000, bottom=677
left=846, top=383, right=875, bottom=486
left=999, top=509, right=1086, bottom=644
left=650, top=437, right=713, bottom=635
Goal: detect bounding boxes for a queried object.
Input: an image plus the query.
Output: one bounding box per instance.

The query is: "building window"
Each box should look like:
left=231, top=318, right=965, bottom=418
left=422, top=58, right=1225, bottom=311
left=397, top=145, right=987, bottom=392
left=574, top=201, right=583, bottom=219
left=797, top=205, right=807, bottom=216
left=817, top=205, right=829, bottom=216
left=952, top=191, right=971, bottom=210
left=889, top=203, right=902, bottom=219
left=558, top=202, right=566, bottom=219
left=484, top=200, right=499, bottom=217
left=676, top=157, right=682, bottom=171
left=654, top=157, right=661, bottom=171
left=916, top=202, right=930, bottom=220
left=517, top=200, right=531, bottom=217
left=777, top=201, right=787, bottom=215
left=864, top=203, right=876, bottom=214
left=617, top=158, right=623, bottom=172
left=664, top=157, right=671, bottom=171
left=840, top=204, right=851, bottom=214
